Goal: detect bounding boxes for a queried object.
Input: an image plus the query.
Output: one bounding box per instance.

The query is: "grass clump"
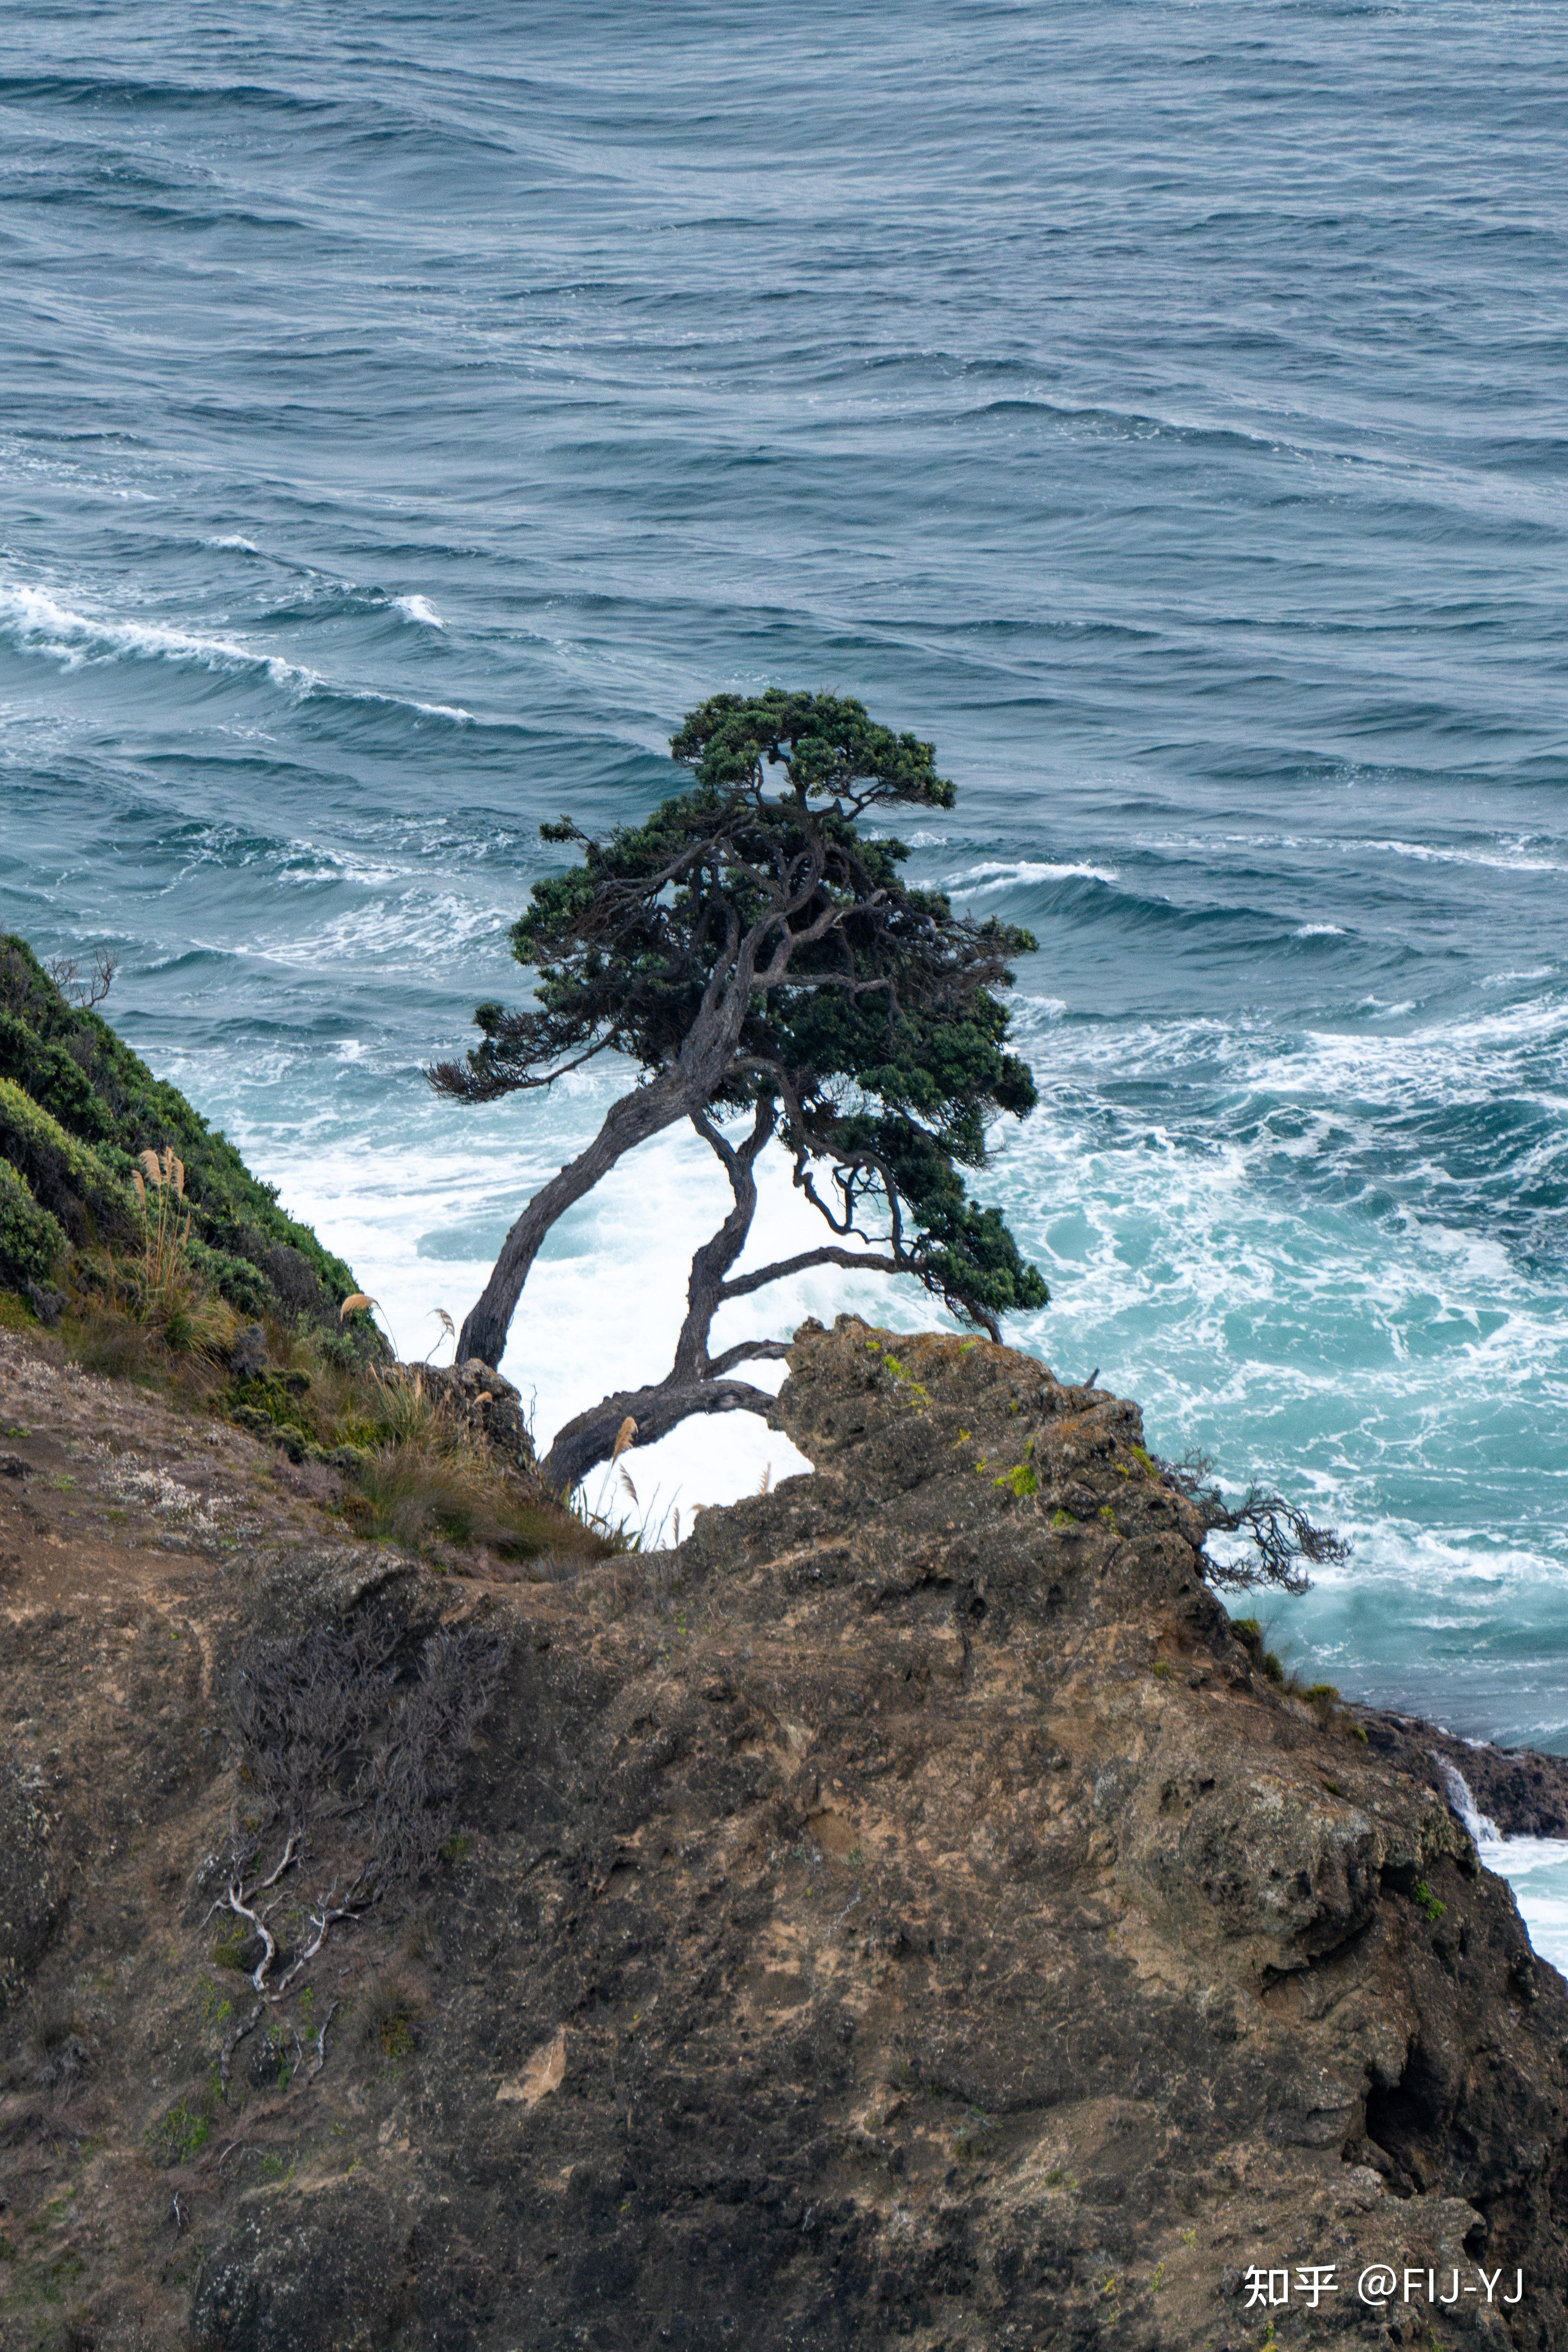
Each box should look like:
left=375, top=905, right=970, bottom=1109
left=359, top=1974, right=424, bottom=2064
left=145, top=2077, right=218, bottom=2166
left=302, top=1365, right=610, bottom=1571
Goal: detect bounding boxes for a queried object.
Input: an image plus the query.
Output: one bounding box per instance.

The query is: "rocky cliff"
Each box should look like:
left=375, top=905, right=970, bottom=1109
left=1, top=1315, right=1565, bottom=2351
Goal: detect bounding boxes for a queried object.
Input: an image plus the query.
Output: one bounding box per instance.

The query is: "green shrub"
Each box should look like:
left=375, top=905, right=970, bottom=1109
left=145, top=2082, right=217, bottom=2165
left=0, top=1074, right=133, bottom=1235
left=0, top=1006, right=113, bottom=1141
left=0, top=1159, right=66, bottom=1289
left=359, top=1974, right=424, bottom=2062
left=0, top=934, right=362, bottom=1316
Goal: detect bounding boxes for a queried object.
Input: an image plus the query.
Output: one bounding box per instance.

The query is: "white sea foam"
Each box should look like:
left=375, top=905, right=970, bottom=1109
left=1478, top=1833, right=1568, bottom=1976
left=394, top=594, right=446, bottom=629
left=1293, top=922, right=1345, bottom=937
left=1441, top=1759, right=1568, bottom=1975
left=207, top=534, right=262, bottom=552
left=229, top=1105, right=921, bottom=1515
left=947, top=858, right=1120, bottom=891
left=0, top=578, right=316, bottom=690
left=0, top=577, right=472, bottom=722
left=1373, top=839, right=1568, bottom=875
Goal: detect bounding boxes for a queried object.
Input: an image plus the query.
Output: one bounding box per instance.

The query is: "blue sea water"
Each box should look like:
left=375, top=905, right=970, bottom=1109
left=4, top=3, right=1568, bottom=1934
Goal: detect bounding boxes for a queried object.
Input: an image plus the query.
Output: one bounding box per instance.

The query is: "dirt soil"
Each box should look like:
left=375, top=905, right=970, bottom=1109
left=1, top=1317, right=1565, bottom=2352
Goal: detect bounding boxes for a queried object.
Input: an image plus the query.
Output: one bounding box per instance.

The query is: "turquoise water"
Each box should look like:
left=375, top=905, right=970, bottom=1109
left=3, top=0, right=1567, bottom=1875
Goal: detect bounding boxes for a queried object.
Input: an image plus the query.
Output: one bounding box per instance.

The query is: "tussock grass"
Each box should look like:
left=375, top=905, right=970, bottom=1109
left=350, top=1430, right=594, bottom=1566
left=3, top=1253, right=609, bottom=1575
left=357, top=1971, right=426, bottom=2063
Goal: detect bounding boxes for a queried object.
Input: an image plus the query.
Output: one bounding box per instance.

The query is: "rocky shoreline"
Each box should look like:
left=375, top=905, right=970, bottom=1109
left=1352, top=1711, right=1568, bottom=1844
left=2, top=1315, right=1566, bottom=2349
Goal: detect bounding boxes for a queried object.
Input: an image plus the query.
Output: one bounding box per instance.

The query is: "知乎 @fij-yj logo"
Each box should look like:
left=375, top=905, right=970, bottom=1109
left=1242, top=2263, right=1524, bottom=2312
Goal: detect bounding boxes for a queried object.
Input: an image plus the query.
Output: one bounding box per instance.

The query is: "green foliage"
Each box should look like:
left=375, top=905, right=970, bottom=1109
left=0, top=1158, right=66, bottom=1290
left=0, top=935, right=359, bottom=1321
left=359, top=1975, right=423, bottom=2063
left=0, top=1074, right=133, bottom=1238
left=435, top=692, right=1047, bottom=1335
left=145, top=2082, right=217, bottom=2166
left=1412, top=1879, right=1446, bottom=1923
left=669, top=686, right=957, bottom=810
left=995, top=1461, right=1039, bottom=1499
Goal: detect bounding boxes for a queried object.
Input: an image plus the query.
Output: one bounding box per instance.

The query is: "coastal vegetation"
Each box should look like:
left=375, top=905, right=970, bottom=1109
left=0, top=930, right=359, bottom=1336
left=0, top=934, right=604, bottom=1574
left=431, top=690, right=1049, bottom=1487
left=0, top=913, right=1336, bottom=1587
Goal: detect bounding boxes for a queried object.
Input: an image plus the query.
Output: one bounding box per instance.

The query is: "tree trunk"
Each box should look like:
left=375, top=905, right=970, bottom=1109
left=456, top=1071, right=699, bottom=1368
left=669, top=1102, right=774, bottom=1382
left=540, top=1373, right=779, bottom=1495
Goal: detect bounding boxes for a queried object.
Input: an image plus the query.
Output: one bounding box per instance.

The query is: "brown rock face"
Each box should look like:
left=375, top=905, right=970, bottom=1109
left=3, top=1316, right=1567, bottom=2349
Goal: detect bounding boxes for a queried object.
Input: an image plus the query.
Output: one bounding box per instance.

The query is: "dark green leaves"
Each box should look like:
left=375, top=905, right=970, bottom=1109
left=670, top=689, right=955, bottom=811
left=430, top=690, right=1046, bottom=1333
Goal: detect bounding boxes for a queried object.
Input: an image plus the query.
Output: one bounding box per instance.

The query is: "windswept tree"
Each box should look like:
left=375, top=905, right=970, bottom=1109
left=429, top=690, right=1048, bottom=1487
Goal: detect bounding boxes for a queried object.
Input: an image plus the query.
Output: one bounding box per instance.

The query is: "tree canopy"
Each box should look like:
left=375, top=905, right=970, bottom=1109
left=430, top=690, right=1049, bottom=1484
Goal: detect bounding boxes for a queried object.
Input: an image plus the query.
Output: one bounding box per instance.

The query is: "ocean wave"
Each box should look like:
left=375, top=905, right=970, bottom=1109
left=0, top=579, right=316, bottom=689
left=946, top=858, right=1121, bottom=892
left=1373, top=840, right=1568, bottom=875
left=394, top=594, right=446, bottom=629
left=0, top=577, right=473, bottom=724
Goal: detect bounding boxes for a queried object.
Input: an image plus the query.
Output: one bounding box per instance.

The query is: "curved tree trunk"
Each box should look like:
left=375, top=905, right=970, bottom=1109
left=534, top=1095, right=915, bottom=1492
left=456, top=1070, right=700, bottom=1367
left=540, top=1373, right=781, bottom=1495
left=455, top=920, right=768, bottom=1370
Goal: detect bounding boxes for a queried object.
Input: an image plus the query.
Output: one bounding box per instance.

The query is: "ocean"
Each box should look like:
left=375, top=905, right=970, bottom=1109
left=4, top=3, right=1567, bottom=1946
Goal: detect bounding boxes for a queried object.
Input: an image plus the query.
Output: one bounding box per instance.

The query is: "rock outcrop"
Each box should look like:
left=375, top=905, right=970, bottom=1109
left=2, top=1316, right=1565, bottom=2349
left=1355, top=1710, right=1568, bottom=1842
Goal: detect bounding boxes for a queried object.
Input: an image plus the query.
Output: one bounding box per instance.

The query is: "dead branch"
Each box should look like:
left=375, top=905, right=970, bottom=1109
left=219, top=2001, right=263, bottom=2095
left=1159, top=1450, right=1350, bottom=1594
left=307, top=1999, right=340, bottom=2082
left=273, top=1875, right=369, bottom=1999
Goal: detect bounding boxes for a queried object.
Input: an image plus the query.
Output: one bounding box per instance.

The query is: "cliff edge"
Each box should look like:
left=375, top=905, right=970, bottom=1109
left=1, top=1316, right=1564, bottom=2349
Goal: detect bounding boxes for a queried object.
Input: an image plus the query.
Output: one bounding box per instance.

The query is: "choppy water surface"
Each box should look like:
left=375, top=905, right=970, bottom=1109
left=4, top=1, right=1568, bottom=1934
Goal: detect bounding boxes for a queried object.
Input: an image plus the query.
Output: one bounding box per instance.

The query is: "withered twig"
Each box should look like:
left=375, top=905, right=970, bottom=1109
left=307, top=1999, right=340, bottom=2081
left=271, top=1855, right=370, bottom=1998
left=219, top=2000, right=264, bottom=2094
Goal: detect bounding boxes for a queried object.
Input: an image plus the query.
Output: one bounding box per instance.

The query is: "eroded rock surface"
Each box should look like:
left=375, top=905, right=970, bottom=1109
left=1355, top=1709, right=1568, bottom=1841
left=2, top=1316, right=1566, bottom=2349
